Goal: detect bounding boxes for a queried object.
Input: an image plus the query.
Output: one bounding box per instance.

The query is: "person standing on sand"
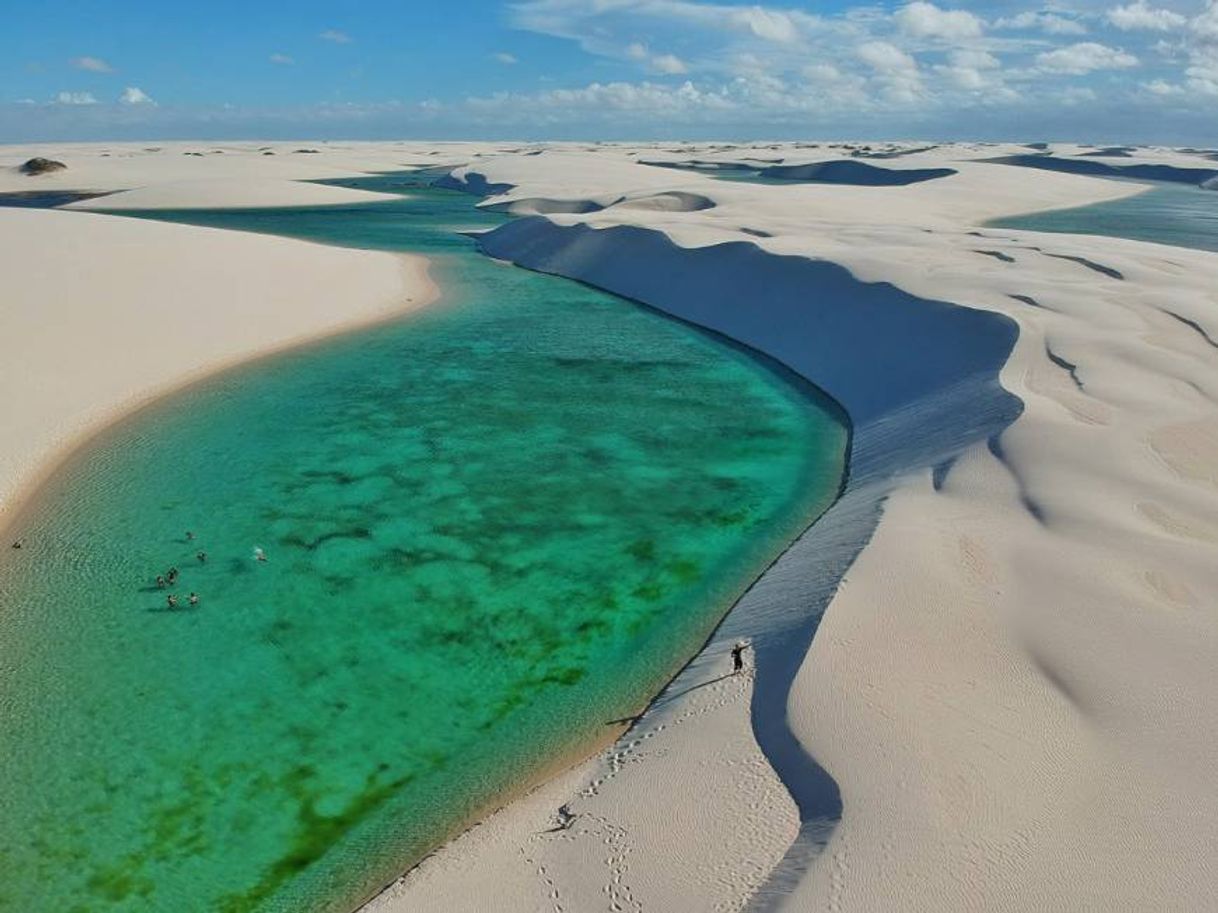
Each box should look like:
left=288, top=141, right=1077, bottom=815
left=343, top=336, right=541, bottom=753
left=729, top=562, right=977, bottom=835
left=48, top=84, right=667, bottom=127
left=731, top=641, right=749, bottom=674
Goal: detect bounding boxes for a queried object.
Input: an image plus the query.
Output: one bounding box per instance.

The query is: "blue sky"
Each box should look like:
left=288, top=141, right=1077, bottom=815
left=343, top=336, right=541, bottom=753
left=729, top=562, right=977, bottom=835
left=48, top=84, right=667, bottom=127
left=2, top=0, right=1216, bottom=143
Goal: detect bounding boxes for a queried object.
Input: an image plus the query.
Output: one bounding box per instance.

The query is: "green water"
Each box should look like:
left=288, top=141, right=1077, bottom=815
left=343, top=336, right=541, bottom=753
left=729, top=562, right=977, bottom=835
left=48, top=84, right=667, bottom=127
left=989, top=182, right=1218, bottom=253
left=0, top=174, right=847, bottom=912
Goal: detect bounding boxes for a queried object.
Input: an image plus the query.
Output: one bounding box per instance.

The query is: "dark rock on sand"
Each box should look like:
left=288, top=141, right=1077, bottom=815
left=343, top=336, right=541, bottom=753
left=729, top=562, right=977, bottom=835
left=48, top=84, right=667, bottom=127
left=19, top=157, right=66, bottom=176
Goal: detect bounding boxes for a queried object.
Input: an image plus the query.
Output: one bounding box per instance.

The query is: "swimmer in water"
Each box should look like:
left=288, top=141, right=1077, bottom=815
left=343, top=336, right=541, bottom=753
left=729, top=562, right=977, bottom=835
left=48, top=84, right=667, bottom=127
left=167, top=594, right=179, bottom=610
left=254, top=547, right=267, bottom=563
left=197, top=551, right=207, bottom=564
left=188, top=593, right=199, bottom=607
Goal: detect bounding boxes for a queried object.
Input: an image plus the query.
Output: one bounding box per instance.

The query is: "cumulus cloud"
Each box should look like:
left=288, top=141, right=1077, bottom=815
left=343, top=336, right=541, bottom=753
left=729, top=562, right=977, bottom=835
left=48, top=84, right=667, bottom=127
left=510, top=0, right=821, bottom=48
left=857, top=41, right=919, bottom=73
left=1141, top=77, right=1187, bottom=93
left=120, top=86, right=155, bottom=105
left=71, top=56, right=114, bottom=73
left=894, top=2, right=983, bottom=40
left=467, top=79, right=734, bottom=115
left=937, top=49, right=1002, bottom=90
left=1036, top=41, right=1139, bottom=73
left=54, top=91, right=98, bottom=105
left=622, top=42, right=689, bottom=73
left=857, top=40, right=923, bottom=101
left=269, top=53, right=295, bottom=65
left=651, top=53, right=688, bottom=73
left=950, top=49, right=1001, bottom=70
left=494, top=52, right=519, bottom=64
left=319, top=29, right=353, bottom=44
left=994, top=11, right=1088, bottom=35
left=1107, top=1, right=1186, bottom=31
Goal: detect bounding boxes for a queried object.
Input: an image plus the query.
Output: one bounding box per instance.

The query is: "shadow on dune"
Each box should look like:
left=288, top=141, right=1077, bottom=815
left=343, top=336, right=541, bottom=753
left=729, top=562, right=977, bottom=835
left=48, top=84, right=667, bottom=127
left=475, top=214, right=1022, bottom=907
left=987, top=153, right=1218, bottom=187
left=757, top=159, right=956, bottom=186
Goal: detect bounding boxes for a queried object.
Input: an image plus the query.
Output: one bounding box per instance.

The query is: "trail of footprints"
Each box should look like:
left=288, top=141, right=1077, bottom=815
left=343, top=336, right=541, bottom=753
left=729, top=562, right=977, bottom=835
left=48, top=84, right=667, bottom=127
left=516, top=667, right=752, bottom=911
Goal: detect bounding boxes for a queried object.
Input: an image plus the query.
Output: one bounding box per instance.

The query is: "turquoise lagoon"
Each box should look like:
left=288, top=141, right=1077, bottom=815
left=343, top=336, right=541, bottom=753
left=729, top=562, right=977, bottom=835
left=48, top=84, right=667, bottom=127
left=989, top=181, right=1218, bottom=253
left=0, top=175, right=848, bottom=911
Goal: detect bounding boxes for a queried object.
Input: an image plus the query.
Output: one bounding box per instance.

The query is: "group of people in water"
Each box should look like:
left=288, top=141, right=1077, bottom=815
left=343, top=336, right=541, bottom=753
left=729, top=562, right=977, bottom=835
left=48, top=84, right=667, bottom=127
left=152, top=531, right=267, bottom=609
left=155, top=536, right=205, bottom=609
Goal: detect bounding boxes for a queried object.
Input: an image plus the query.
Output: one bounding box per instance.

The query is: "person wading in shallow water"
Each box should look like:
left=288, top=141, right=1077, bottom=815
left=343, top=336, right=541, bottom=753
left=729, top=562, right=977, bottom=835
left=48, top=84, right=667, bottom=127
left=731, top=641, right=749, bottom=675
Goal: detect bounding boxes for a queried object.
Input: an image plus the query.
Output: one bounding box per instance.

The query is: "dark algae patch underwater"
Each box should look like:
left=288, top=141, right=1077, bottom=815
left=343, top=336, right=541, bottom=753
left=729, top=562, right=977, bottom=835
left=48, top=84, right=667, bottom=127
left=0, top=174, right=847, bottom=912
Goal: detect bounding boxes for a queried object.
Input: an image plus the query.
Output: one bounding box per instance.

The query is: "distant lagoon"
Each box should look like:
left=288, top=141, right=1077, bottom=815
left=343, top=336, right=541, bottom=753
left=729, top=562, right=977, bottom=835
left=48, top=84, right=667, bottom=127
left=989, top=182, right=1218, bottom=253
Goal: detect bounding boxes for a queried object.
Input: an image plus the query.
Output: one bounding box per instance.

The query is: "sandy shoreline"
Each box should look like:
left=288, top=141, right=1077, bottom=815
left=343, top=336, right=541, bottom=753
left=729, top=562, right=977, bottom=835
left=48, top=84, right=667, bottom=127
left=3, top=140, right=1217, bottom=913
left=0, top=204, right=438, bottom=542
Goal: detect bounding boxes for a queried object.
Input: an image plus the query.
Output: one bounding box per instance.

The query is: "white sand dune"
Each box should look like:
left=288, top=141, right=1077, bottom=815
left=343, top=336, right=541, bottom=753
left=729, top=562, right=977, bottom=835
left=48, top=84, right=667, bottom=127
left=64, top=177, right=400, bottom=210
left=2, top=141, right=1216, bottom=913
left=0, top=204, right=432, bottom=529
left=377, top=143, right=1218, bottom=912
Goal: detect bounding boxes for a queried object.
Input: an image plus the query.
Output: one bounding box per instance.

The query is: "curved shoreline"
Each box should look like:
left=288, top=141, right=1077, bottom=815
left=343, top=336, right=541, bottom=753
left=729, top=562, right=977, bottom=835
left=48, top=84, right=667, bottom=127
left=469, top=214, right=1022, bottom=905
left=0, top=211, right=437, bottom=544
left=1, top=183, right=848, bottom=913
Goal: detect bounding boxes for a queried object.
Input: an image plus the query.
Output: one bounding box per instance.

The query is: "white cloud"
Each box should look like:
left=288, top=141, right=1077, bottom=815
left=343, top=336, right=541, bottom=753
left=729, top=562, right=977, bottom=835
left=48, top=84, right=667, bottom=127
left=1036, top=41, right=1139, bottom=73
left=71, top=56, right=114, bottom=73
left=467, top=79, right=734, bottom=115
left=54, top=91, right=98, bottom=105
left=857, top=41, right=918, bottom=73
left=511, top=0, right=822, bottom=48
left=937, top=49, right=1002, bottom=91
left=494, top=52, right=519, bottom=64
left=949, top=49, right=1000, bottom=70
left=119, top=86, right=155, bottom=105
left=895, top=2, right=982, bottom=40
left=1107, top=1, right=1186, bottom=32
left=621, top=42, right=688, bottom=73
left=651, top=52, right=688, bottom=73
left=319, top=29, right=353, bottom=44
left=270, top=53, right=295, bottom=65
left=857, top=40, right=923, bottom=102
left=1141, top=77, right=1187, bottom=94
left=994, top=11, right=1088, bottom=35
left=802, top=63, right=843, bottom=83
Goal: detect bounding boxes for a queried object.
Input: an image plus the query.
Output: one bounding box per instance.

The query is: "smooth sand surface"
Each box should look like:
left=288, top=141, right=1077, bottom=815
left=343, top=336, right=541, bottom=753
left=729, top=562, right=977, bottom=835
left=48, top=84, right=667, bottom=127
left=0, top=201, right=434, bottom=532
left=4, top=141, right=1216, bottom=913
